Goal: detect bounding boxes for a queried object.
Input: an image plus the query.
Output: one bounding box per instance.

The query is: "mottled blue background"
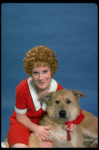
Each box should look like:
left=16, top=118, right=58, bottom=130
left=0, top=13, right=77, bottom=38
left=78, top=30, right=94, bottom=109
left=1, top=3, right=98, bottom=141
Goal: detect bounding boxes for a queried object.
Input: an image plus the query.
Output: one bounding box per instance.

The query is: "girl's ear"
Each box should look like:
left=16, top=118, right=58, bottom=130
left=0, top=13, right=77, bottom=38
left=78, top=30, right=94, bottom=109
left=71, top=90, right=86, bottom=101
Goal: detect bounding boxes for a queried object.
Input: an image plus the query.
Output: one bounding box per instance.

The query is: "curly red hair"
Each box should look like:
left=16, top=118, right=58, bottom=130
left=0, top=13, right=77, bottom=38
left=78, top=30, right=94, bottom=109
left=23, top=45, right=58, bottom=77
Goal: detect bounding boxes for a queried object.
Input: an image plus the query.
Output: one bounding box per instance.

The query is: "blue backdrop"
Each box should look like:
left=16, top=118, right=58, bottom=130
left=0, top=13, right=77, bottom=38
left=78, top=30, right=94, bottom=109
left=1, top=3, right=98, bottom=141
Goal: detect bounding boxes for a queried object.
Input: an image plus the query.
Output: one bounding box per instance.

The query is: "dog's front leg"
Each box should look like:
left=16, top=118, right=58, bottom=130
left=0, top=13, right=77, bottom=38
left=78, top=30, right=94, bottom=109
left=81, top=111, right=98, bottom=148
left=90, top=138, right=98, bottom=148
left=29, top=133, right=41, bottom=147
left=83, top=137, right=98, bottom=148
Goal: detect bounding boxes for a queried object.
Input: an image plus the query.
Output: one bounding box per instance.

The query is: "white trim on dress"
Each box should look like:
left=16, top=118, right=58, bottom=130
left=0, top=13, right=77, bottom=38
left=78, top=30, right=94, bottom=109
left=15, top=77, right=58, bottom=113
left=27, top=77, right=57, bottom=111
left=15, top=107, right=27, bottom=114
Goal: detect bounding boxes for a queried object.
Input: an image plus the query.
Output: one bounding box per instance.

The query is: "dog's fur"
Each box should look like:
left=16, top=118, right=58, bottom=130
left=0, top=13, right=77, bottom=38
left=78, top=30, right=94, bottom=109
left=29, top=89, right=98, bottom=148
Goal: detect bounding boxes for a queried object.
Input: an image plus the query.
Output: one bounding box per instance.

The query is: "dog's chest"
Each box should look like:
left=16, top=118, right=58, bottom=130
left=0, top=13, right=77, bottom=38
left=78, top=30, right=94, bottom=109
left=46, top=125, right=81, bottom=147
left=46, top=125, right=70, bottom=147
left=49, top=125, right=66, bottom=142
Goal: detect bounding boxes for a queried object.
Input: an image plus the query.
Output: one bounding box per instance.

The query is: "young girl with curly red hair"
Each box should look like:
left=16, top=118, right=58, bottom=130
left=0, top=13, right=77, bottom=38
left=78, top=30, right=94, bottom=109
left=1, top=45, right=77, bottom=148
left=6, top=45, right=64, bottom=148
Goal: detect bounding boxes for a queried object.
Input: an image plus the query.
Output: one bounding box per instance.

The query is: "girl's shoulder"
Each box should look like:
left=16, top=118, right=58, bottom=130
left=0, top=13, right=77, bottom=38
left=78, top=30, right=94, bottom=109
left=16, top=78, right=29, bottom=91
left=57, top=82, right=64, bottom=90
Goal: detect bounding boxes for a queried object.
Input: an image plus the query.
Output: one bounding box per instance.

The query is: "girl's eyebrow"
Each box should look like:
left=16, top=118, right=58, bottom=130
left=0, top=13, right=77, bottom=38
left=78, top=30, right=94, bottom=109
left=43, top=69, right=48, bottom=70
left=33, top=71, right=38, bottom=72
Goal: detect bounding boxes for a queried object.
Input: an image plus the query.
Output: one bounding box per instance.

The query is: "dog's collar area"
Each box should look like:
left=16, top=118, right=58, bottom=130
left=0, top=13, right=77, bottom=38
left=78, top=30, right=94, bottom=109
left=65, top=108, right=85, bottom=141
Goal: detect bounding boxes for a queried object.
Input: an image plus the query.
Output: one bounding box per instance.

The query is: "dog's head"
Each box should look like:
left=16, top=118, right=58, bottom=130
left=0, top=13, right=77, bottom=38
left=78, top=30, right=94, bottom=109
left=40, top=89, right=86, bottom=124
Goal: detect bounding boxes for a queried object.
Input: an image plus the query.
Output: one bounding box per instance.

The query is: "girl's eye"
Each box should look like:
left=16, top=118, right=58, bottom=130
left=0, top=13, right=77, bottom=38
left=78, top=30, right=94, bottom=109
left=33, top=72, right=38, bottom=75
left=43, top=70, right=48, bottom=73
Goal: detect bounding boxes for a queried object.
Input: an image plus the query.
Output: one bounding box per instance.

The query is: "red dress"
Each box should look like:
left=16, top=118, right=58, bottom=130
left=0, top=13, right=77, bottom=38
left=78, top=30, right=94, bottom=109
left=7, top=77, right=63, bottom=147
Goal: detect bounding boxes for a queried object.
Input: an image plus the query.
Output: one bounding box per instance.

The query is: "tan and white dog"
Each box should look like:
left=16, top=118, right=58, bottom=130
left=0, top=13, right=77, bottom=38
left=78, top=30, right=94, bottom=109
left=29, top=89, right=98, bottom=148
left=1, top=89, right=98, bottom=148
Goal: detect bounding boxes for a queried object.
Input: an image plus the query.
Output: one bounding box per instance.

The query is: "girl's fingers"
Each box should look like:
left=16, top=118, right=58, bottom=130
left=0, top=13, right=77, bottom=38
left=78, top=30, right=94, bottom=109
left=71, top=125, right=77, bottom=132
left=38, top=132, right=49, bottom=141
left=62, top=125, right=70, bottom=130
left=41, top=136, right=46, bottom=141
left=38, top=136, right=42, bottom=141
left=62, top=124, right=77, bottom=132
left=43, top=126, right=51, bottom=130
left=44, top=130, right=50, bottom=136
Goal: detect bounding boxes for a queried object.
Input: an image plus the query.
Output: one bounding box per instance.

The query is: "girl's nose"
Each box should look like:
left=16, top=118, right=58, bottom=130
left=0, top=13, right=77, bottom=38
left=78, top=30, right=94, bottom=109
left=39, top=73, right=43, bottom=80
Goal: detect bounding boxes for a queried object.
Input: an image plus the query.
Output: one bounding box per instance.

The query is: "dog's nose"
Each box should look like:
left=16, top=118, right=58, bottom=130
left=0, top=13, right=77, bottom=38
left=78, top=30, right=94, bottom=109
left=59, top=110, right=66, bottom=118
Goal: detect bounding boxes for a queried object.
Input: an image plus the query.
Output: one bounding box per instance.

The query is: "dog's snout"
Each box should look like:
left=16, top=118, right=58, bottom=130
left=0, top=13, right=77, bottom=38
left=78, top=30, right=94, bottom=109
left=59, top=110, right=66, bottom=118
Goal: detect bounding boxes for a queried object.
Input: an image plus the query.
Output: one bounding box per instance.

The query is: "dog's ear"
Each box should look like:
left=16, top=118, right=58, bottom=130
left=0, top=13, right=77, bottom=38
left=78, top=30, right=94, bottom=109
left=39, top=93, right=52, bottom=105
left=71, top=90, right=86, bottom=101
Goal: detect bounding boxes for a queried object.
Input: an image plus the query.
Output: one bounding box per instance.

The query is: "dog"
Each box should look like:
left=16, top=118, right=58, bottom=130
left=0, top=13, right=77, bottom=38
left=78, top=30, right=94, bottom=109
left=29, top=89, right=98, bottom=148
left=1, top=89, right=98, bottom=148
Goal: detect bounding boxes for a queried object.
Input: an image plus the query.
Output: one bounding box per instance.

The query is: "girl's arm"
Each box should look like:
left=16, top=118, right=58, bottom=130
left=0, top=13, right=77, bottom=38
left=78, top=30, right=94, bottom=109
left=16, top=112, right=36, bottom=131
left=16, top=112, right=50, bottom=141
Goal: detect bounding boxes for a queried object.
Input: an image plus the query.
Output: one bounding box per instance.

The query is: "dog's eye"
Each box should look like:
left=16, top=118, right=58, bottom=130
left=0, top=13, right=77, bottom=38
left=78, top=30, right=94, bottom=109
left=55, top=100, right=60, bottom=104
left=66, top=99, right=71, bottom=104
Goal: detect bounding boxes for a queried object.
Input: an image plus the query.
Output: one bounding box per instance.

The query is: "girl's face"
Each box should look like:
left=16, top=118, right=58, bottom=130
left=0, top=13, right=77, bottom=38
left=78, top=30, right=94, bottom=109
left=32, top=63, right=52, bottom=91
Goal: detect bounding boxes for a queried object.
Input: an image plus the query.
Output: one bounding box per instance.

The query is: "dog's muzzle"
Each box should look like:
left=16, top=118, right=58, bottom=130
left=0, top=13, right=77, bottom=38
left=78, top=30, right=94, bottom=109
left=59, top=110, right=66, bottom=118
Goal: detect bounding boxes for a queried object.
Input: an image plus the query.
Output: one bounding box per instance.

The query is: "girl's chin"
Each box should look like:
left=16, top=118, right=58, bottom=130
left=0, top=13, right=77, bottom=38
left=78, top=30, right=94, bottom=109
left=38, top=85, right=47, bottom=90
left=36, top=84, right=47, bottom=90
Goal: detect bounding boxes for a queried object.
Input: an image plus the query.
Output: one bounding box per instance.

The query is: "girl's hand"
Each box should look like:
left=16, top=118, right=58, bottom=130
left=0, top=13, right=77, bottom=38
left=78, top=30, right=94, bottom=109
left=33, top=125, right=50, bottom=141
left=62, top=123, right=77, bottom=132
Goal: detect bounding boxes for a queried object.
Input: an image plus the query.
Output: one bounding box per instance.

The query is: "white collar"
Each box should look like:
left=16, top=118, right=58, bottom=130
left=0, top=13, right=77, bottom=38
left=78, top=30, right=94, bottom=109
left=27, top=77, right=58, bottom=111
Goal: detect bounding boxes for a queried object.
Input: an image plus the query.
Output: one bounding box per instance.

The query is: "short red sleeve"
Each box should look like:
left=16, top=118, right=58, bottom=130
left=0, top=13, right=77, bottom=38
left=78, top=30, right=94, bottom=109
left=15, top=78, right=28, bottom=110
left=57, top=83, right=63, bottom=91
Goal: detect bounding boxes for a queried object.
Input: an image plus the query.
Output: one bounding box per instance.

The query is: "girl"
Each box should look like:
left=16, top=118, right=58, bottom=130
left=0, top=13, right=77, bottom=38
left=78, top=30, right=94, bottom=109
left=7, top=45, right=63, bottom=148
left=3, top=46, right=76, bottom=148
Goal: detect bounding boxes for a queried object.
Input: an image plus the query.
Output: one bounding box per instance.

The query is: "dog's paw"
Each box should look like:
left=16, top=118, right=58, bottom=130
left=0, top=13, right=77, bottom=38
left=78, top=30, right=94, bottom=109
left=90, top=138, right=98, bottom=148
